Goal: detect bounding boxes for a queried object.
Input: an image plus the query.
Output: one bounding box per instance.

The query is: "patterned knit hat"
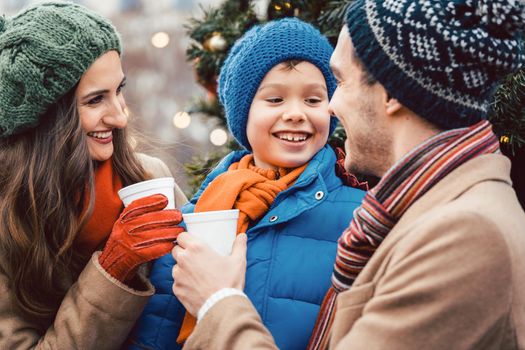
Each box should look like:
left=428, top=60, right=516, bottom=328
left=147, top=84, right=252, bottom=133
left=0, top=1, right=122, bottom=137
left=218, top=18, right=337, bottom=150
left=346, top=0, right=525, bottom=130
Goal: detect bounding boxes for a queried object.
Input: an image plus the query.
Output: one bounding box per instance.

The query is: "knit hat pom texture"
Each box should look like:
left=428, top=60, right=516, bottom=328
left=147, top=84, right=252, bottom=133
left=218, top=18, right=338, bottom=150
left=0, top=1, right=122, bottom=137
left=464, top=0, right=525, bottom=36
left=346, top=0, right=525, bottom=130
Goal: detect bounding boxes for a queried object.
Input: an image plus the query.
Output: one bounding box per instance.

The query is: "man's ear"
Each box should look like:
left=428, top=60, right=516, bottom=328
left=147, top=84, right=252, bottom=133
left=385, top=94, right=402, bottom=116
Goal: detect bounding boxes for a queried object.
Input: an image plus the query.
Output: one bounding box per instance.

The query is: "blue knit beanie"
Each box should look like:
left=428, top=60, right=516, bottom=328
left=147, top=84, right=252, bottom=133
left=218, top=18, right=337, bottom=150
left=346, top=0, right=525, bottom=130
left=0, top=1, right=121, bottom=137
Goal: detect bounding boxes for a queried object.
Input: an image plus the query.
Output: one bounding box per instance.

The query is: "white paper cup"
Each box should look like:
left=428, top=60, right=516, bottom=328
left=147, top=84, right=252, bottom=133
left=118, top=177, right=176, bottom=209
left=182, top=209, right=239, bottom=256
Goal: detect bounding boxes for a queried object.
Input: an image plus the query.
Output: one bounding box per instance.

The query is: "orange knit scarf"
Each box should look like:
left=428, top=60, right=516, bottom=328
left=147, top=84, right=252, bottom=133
left=176, top=154, right=307, bottom=343
left=74, top=159, right=123, bottom=257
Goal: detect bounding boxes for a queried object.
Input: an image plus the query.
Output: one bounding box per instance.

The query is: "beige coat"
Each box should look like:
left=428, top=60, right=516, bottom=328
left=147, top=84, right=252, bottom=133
left=0, top=153, right=187, bottom=349
left=185, top=154, right=525, bottom=350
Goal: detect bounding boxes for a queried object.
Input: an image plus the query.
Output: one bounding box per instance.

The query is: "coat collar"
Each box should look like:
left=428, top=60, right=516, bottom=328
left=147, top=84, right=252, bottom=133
left=350, top=153, right=512, bottom=287
left=191, top=145, right=338, bottom=203
left=395, top=153, right=511, bottom=231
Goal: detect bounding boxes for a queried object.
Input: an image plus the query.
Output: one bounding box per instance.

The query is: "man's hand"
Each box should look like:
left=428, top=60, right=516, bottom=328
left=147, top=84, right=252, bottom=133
left=172, top=232, right=248, bottom=316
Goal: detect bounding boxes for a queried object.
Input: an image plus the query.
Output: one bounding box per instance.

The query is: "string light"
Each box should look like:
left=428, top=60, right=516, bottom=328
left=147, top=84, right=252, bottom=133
left=273, top=2, right=292, bottom=11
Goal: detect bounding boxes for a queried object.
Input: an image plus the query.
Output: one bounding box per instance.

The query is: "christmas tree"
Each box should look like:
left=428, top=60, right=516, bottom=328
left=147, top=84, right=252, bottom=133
left=184, top=0, right=525, bottom=208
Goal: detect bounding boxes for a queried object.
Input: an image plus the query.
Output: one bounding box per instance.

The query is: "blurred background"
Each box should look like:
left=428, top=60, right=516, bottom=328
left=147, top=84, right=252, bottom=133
left=1, top=0, right=524, bottom=207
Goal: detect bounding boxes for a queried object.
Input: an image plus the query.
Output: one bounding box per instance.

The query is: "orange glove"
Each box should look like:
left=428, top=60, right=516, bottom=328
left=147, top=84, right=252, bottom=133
left=99, top=194, right=184, bottom=283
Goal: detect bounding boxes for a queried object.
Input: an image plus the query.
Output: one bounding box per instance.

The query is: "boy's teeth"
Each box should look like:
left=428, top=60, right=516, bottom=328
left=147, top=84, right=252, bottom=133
left=276, top=132, right=308, bottom=142
left=88, top=131, right=112, bottom=139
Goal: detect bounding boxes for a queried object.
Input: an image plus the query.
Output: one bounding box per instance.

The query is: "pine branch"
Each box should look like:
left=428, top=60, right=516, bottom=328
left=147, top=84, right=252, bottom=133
left=183, top=139, right=241, bottom=196
left=490, top=67, right=525, bottom=153
left=318, top=0, right=354, bottom=41
left=184, top=0, right=259, bottom=93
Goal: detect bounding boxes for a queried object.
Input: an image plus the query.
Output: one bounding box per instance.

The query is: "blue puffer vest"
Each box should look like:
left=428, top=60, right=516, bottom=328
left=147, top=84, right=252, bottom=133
left=128, top=145, right=365, bottom=350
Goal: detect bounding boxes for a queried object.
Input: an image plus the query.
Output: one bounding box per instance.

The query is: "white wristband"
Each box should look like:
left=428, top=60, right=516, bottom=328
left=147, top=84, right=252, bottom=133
left=197, top=288, right=247, bottom=323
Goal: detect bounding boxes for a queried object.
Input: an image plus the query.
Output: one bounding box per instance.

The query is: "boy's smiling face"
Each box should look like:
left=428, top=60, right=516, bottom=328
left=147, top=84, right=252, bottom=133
left=246, top=61, right=330, bottom=170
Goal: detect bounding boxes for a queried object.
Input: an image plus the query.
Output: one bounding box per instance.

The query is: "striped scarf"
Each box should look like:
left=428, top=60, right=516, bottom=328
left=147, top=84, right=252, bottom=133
left=308, top=120, right=500, bottom=349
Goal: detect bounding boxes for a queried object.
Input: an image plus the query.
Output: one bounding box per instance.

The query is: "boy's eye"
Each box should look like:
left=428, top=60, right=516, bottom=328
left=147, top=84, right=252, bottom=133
left=87, top=95, right=103, bottom=105
left=306, top=97, right=322, bottom=104
left=266, top=98, right=283, bottom=104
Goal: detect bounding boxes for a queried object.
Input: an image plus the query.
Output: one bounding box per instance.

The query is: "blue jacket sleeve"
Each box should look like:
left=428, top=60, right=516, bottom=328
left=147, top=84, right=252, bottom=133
left=126, top=253, right=184, bottom=350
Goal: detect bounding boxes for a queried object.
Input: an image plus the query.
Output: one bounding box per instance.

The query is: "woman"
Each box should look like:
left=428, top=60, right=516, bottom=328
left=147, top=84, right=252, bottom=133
left=0, top=2, right=187, bottom=348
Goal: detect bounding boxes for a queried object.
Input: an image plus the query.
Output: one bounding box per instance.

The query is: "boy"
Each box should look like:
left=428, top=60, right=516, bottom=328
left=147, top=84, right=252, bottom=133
left=129, top=18, right=365, bottom=350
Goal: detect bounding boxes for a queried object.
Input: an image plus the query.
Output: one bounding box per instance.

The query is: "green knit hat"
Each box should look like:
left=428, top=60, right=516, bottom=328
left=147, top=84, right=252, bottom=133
left=0, top=1, right=122, bottom=137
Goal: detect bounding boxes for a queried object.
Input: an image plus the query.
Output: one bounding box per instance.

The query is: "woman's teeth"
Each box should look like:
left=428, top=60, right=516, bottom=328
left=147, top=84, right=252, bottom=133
left=276, top=133, right=308, bottom=142
left=88, top=131, right=112, bottom=139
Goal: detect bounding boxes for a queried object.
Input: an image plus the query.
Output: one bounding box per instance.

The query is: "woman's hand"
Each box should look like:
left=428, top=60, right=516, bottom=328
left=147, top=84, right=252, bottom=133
left=171, top=232, right=247, bottom=316
left=99, top=193, right=184, bottom=283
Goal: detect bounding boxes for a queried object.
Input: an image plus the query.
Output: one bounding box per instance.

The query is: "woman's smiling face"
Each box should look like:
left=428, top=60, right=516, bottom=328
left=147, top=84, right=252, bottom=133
left=76, top=50, right=128, bottom=162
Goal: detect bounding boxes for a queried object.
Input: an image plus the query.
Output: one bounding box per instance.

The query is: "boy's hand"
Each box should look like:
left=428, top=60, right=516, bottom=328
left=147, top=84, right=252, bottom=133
left=172, top=232, right=247, bottom=316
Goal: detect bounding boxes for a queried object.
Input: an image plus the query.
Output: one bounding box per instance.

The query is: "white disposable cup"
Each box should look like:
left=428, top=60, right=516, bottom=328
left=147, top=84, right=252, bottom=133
left=118, top=177, right=176, bottom=209
left=182, top=209, right=239, bottom=256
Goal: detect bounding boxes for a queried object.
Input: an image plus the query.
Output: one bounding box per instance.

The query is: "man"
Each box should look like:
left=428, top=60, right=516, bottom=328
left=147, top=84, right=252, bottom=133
left=171, top=0, right=525, bottom=349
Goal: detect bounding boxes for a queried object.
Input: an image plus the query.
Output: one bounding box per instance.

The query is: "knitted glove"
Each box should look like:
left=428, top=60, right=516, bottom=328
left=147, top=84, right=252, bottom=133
left=99, top=193, right=183, bottom=283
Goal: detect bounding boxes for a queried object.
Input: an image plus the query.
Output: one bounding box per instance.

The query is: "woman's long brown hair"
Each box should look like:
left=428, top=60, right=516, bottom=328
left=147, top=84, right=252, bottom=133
left=0, top=88, right=150, bottom=329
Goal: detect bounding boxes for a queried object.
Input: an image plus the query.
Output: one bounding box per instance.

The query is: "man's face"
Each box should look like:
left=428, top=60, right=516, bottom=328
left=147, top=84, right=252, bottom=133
left=328, top=26, right=394, bottom=177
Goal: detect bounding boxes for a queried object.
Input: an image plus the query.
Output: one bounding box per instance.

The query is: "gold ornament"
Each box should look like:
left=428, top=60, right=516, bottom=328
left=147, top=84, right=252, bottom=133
left=206, top=32, right=227, bottom=52
left=273, top=2, right=292, bottom=11
left=500, top=135, right=510, bottom=144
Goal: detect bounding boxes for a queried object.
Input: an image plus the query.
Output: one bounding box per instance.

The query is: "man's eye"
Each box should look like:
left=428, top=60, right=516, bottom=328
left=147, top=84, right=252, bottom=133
left=117, top=82, right=127, bottom=94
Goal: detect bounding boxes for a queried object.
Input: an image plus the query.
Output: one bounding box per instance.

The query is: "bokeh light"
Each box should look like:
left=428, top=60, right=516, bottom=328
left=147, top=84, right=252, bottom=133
left=151, top=32, right=170, bottom=48
left=173, top=111, right=191, bottom=129
left=209, top=128, right=228, bottom=146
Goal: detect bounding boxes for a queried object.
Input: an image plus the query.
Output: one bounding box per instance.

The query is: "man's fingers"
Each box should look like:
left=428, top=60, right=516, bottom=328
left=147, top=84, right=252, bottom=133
left=172, top=244, right=183, bottom=261
left=231, top=233, right=247, bottom=260
left=172, top=263, right=179, bottom=280
left=172, top=244, right=180, bottom=259
left=176, top=231, right=197, bottom=249
left=176, top=231, right=190, bottom=248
